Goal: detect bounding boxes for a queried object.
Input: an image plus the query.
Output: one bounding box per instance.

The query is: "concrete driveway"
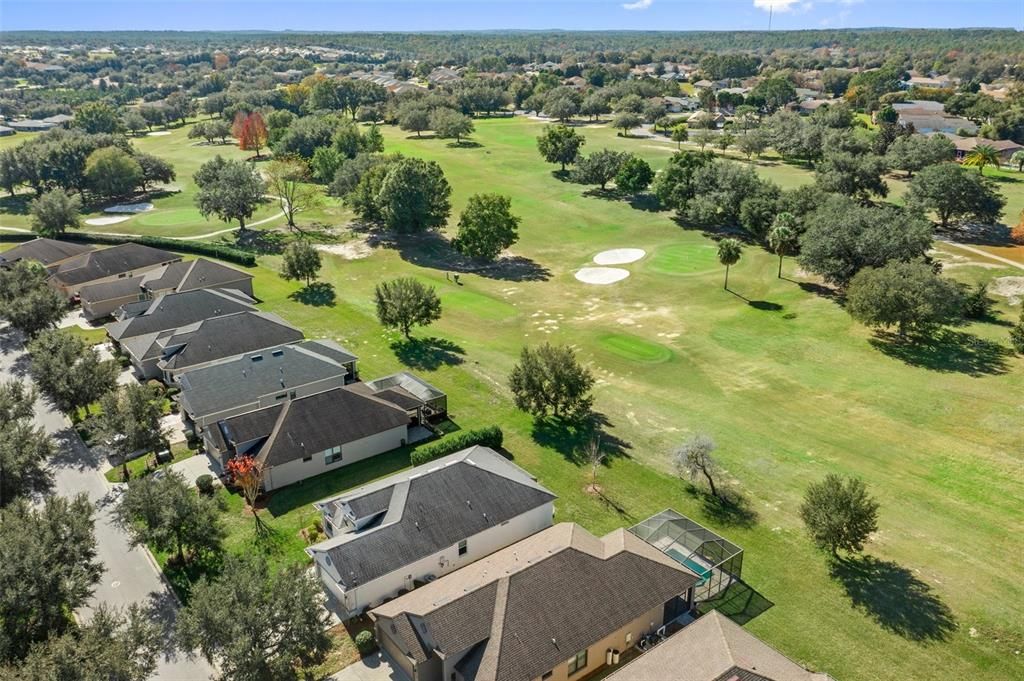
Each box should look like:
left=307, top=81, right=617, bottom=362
left=168, top=452, right=220, bottom=487
left=330, top=651, right=406, bottom=681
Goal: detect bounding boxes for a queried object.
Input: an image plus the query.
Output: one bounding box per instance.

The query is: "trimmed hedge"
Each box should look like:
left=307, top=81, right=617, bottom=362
left=0, top=232, right=255, bottom=266
left=410, top=425, right=504, bottom=467
left=354, top=630, right=376, bottom=654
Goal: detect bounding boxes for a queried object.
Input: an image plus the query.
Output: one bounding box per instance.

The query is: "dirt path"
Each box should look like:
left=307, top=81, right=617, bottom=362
left=937, top=239, right=1024, bottom=271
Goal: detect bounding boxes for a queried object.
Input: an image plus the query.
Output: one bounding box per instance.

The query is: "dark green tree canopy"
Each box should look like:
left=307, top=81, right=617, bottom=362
left=194, top=155, right=266, bottom=229
left=27, top=329, right=119, bottom=414
left=0, top=261, right=67, bottom=339
left=508, top=342, right=594, bottom=421
left=846, top=260, right=964, bottom=337
left=799, top=474, right=880, bottom=556
left=536, top=124, right=586, bottom=171
left=280, top=239, right=323, bottom=286
left=907, top=162, right=1006, bottom=229
left=571, top=149, right=630, bottom=190
left=452, top=193, right=521, bottom=261
left=29, top=188, right=82, bottom=238
left=374, top=277, right=443, bottom=339
left=614, top=156, right=654, bottom=194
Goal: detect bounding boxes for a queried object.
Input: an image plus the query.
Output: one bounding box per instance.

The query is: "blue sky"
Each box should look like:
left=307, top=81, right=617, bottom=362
left=1, top=0, right=1020, bottom=32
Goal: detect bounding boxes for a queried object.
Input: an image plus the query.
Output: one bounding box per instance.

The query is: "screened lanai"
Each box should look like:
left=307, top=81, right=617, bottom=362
left=629, top=509, right=744, bottom=602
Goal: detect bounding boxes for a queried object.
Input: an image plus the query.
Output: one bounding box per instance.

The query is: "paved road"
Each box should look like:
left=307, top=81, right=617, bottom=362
left=0, top=327, right=213, bottom=680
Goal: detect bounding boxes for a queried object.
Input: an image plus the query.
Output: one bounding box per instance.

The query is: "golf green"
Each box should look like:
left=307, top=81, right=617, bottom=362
left=648, top=243, right=720, bottom=276
left=597, top=332, right=673, bottom=363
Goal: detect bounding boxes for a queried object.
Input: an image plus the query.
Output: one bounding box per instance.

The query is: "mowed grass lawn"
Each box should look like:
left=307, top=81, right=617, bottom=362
left=4, top=117, right=1022, bottom=679
left=224, top=117, right=1023, bottom=681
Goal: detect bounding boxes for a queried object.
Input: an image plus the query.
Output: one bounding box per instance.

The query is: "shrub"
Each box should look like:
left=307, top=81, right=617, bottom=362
left=196, top=474, right=216, bottom=496
left=61, top=233, right=256, bottom=266
left=410, top=426, right=504, bottom=466
left=354, top=630, right=376, bottom=654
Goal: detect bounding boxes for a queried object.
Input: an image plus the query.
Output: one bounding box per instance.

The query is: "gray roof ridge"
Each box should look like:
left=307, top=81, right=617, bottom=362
left=476, top=576, right=510, bottom=680
left=256, top=397, right=296, bottom=466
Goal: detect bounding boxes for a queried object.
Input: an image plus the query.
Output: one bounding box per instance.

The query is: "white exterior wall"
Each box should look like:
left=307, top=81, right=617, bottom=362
left=335, top=501, right=554, bottom=614
left=263, top=424, right=409, bottom=492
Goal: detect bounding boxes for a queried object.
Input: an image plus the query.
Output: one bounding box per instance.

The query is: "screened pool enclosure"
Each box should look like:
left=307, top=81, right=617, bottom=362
left=628, top=509, right=744, bottom=602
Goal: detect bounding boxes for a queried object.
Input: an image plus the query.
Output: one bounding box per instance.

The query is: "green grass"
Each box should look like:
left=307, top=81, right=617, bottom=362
left=64, top=325, right=108, bottom=345
left=104, top=441, right=198, bottom=483
left=28, top=116, right=1024, bottom=681
left=597, top=332, right=673, bottom=363
left=647, top=242, right=721, bottom=275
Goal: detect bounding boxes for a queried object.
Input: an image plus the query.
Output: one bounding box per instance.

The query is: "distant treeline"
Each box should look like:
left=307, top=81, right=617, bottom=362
left=6, top=28, right=1024, bottom=62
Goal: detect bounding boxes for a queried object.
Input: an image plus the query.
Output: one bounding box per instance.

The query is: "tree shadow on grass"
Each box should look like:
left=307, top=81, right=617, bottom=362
left=446, top=140, right=483, bottom=148
left=225, top=229, right=285, bottom=255
left=797, top=280, right=842, bottom=301
left=683, top=483, right=759, bottom=529
left=829, top=555, right=956, bottom=642
left=0, top=193, right=32, bottom=215
left=747, top=300, right=783, bottom=312
left=698, top=580, right=774, bottom=625
left=368, top=230, right=550, bottom=282
left=628, top=193, right=663, bottom=212
left=390, top=336, right=465, bottom=370
left=289, top=281, right=336, bottom=307
left=160, top=550, right=224, bottom=605
left=530, top=411, right=631, bottom=465
left=550, top=169, right=573, bottom=182
left=869, top=329, right=1012, bottom=376
left=938, top=222, right=1013, bottom=247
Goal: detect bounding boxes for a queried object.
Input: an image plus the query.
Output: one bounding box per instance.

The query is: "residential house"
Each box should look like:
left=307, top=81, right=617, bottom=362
left=603, top=610, right=833, bottom=681
left=899, top=113, right=977, bottom=135
left=176, top=339, right=358, bottom=433
left=797, top=99, right=833, bottom=114
left=8, top=119, right=55, bottom=132
left=943, top=135, right=1024, bottom=164
left=107, top=288, right=258, bottom=375
left=662, top=96, right=699, bottom=113
left=0, top=126, right=15, bottom=137
left=307, top=446, right=556, bottom=616
left=42, top=113, right=74, bottom=127
left=155, top=311, right=305, bottom=381
left=0, top=238, right=94, bottom=267
left=371, top=522, right=698, bottom=681
left=688, top=110, right=725, bottom=128
left=46, top=243, right=181, bottom=300
left=207, top=384, right=415, bottom=489
left=79, top=257, right=254, bottom=320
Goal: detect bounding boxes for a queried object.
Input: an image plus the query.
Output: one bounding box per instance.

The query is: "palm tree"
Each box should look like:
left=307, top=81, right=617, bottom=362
left=1011, top=150, right=1024, bottom=173
left=717, top=238, right=743, bottom=290
left=767, top=213, right=798, bottom=279
left=963, top=144, right=1000, bottom=175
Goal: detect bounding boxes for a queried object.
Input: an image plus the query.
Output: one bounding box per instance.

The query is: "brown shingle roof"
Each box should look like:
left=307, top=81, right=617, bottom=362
left=603, top=611, right=832, bottom=681
left=372, top=523, right=699, bottom=681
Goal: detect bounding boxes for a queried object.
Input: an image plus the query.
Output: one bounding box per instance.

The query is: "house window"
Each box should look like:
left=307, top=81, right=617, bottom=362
left=272, top=349, right=284, bottom=357
left=322, top=446, right=341, bottom=464
left=251, top=355, right=263, bottom=362
left=568, top=649, right=587, bottom=675
left=302, top=455, right=312, bottom=463
left=275, top=394, right=287, bottom=400
left=458, top=540, right=468, bottom=556
left=542, top=673, right=553, bottom=680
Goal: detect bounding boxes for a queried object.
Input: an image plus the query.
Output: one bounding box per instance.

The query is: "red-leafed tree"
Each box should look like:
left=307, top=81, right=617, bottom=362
left=226, top=455, right=267, bottom=533
left=231, top=111, right=247, bottom=140
left=236, top=112, right=268, bottom=159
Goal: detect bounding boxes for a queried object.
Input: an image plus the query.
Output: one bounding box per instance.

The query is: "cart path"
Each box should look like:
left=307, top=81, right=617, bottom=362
left=937, top=239, right=1024, bottom=271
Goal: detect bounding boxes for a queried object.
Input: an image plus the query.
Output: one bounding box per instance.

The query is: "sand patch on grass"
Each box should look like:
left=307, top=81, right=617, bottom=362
left=989, top=276, right=1024, bottom=304
left=85, top=215, right=132, bottom=226
left=593, top=248, right=646, bottom=265
left=315, top=240, right=372, bottom=260
left=574, top=267, right=630, bottom=285
left=146, top=131, right=172, bottom=136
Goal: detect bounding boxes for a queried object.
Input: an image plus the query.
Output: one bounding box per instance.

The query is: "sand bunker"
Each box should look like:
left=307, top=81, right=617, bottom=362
left=147, top=131, right=172, bottom=136
left=105, top=202, right=154, bottom=214
left=989, top=276, right=1024, bottom=304
left=593, top=248, right=646, bottom=265
left=85, top=215, right=131, bottom=226
left=575, top=267, right=630, bottom=285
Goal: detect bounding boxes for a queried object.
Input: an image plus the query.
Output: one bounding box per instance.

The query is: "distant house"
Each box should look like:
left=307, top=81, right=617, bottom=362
left=0, top=238, right=94, bottom=267
left=662, top=96, right=699, bottom=113
left=603, top=610, right=833, bottom=681
left=155, top=311, right=305, bottom=381
left=307, top=446, right=556, bottom=616
left=79, top=257, right=254, bottom=320
left=797, top=98, right=833, bottom=114
left=8, top=119, right=55, bottom=132
left=176, top=339, right=358, bottom=433
left=899, top=113, right=977, bottom=135
left=106, top=289, right=260, bottom=378
left=939, top=135, right=1024, bottom=163
left=207, top=384, right=415, bottom=489
left=371, top=522, right=699, bottom=681
left=42, top=113, right=74, bottom=127
left=46, top=243, right=181, bottom=300
left=0, top=126, right=14, bottom=137
left=688, top=110, right=725, bottom=127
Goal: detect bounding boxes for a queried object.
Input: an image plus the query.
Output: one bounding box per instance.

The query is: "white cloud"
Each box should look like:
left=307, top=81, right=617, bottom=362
left=622, top=0, right=654, bottom=9
left=753, top=0, right=803, bottom=12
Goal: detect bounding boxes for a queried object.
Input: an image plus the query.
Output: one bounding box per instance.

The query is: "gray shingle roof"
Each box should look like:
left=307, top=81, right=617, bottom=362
left=141, top=258, right=252, bottom=293
left=372, top=523, right=699, bottom=681
left=310, top=448, right=556, bottom=590
left=106, top=288, right=256, bottom=342
left=0, top=238, right=94, bottom=266
left=159, top=311, right=304, bottom=373
left=79, top=276, right=145, bottom=304
left=47, top=243, right=179, bottom=287
left=177, top=340, right=357, bottom=419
